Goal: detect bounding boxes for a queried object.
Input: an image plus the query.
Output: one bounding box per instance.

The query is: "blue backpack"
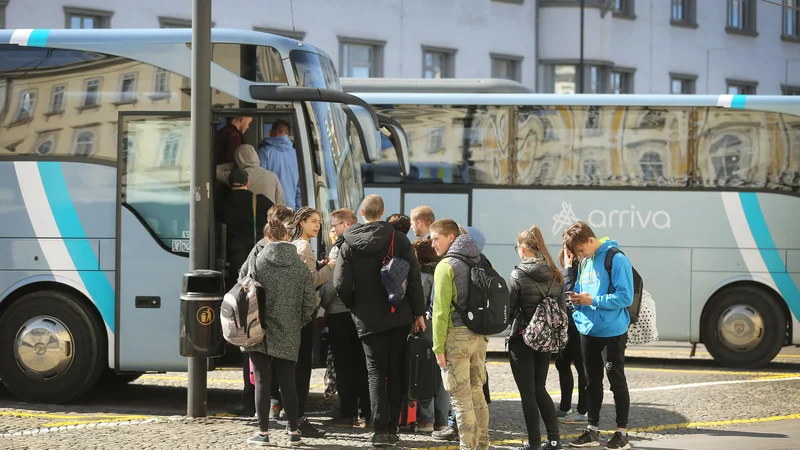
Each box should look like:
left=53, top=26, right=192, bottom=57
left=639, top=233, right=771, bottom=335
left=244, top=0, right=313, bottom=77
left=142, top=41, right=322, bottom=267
left=380, top=230, right=410, bottom=307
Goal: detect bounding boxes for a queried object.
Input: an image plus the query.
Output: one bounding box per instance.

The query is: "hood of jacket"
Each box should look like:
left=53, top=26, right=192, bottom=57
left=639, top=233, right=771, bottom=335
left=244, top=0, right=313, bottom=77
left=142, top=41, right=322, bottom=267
left=234, top=144, right=260, bottom=169
left=420, top=261, right=438, bottom=275
left=516, top=256, right=558, bottom=285
left=262, top=135, right=294, bottom=152
left=594, top=237, right=619, bottom=259
left=446, top=234, right=480, bottom=262
left=262, top=241, right=299, bottom=267
left=342, top=221, right=394, bottom=255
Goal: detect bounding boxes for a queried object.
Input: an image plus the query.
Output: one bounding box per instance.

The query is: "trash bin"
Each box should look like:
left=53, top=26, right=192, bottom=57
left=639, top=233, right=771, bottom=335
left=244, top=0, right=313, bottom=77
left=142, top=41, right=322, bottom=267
left=179, top=270, right=225, bottom=358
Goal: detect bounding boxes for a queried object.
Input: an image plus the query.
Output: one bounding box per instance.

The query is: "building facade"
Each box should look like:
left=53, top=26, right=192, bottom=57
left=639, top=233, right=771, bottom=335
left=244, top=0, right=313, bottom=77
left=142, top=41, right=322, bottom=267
left=1, top=0, right=800, bottom=94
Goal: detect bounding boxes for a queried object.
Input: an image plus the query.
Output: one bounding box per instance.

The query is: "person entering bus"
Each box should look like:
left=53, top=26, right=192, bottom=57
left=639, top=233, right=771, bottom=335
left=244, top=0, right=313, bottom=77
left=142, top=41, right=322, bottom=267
left=214, top=116, right=252, bottom=166
left=258, top=119, right=302, bottom=210
left=289, top=206, right=334, bottom=438
left=508, top=225, right=564, bottom=450
left=217, top=144, right=285, bottom=206
left=563, top=221, right=633, bottom=450
left=244, top=217, right=316, bottom=447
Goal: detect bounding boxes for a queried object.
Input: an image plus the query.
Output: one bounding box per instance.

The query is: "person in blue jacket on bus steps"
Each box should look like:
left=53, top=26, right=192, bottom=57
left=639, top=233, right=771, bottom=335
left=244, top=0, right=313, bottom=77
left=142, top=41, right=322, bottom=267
left=258, top=119, right=302, bottom=210
left=563, top=221, right=633, bottom=450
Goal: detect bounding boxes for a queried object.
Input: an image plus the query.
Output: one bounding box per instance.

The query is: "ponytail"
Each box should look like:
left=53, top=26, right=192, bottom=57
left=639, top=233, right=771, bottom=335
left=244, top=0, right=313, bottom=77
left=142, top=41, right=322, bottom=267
left=518, top=225, right=564, bottom=285
left=263, top=217, right=288, bottom=242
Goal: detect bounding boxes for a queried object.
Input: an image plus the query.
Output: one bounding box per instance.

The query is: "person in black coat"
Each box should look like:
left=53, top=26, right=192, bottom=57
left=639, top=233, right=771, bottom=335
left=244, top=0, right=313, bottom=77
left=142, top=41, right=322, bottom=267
left=333, top=194, right=426, bottom=447
left=507, top=225, right=566, bottom=450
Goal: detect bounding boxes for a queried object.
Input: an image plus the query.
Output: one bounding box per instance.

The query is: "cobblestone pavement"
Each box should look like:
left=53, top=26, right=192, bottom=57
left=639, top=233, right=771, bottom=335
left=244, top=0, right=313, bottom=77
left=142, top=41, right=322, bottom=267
left=1, top=346, right=799, bottom=450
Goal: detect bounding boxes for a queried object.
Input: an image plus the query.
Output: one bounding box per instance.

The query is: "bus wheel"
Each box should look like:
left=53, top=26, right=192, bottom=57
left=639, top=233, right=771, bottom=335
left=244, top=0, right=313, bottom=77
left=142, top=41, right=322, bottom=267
left=702, top=285, right=786, bottom=369
left=0, top=290, right=106, bottom=404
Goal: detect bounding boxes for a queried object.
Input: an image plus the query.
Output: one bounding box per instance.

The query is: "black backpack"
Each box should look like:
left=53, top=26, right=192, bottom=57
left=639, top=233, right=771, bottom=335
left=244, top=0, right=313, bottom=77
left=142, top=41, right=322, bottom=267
left=448, top=253, right=510, bottom=335
left=604, top=248, right=644, bottom=324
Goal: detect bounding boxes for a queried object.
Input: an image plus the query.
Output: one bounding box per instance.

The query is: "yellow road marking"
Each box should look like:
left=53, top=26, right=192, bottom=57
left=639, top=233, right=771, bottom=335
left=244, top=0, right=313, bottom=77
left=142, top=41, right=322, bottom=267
left=411, top=413, right=800, bottom=449
left=0, top=411, right=148, bottom=421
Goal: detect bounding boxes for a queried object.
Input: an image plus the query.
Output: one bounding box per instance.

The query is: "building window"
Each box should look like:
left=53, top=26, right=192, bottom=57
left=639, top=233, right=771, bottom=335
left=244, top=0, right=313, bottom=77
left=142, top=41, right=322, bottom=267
left=73, top=131, right=96, bottom=157
left=783, top=0, right=800, bottom=40
left=422, top=47, right=456, bottom=79
left=159, top=132, right=182, bottom=167
left=154, top=68, right=170, bottom=94
left=671, top=0, right=697, bottom=27
left=158, top=16, right=192, bottom=28
left=639, top=110, right=667, bottom=129
left=554, top=65, right=577, bottom=94
left=37, top=139, right=55, bottom=156
left=726, top=79, right=757, bottom=95
left=83, top=78, right=101, bottom=107
left=0, top=0, right=7, bottom=29
left=640, top=151, right=664, bottom=181
left=583, top=158, right=599, bottom=179
left=119, top=73, right=138, bottom=102
left=711, top=134, right=747, bottom=181
left=726, top=0, right=757, bottom=35
left=585, top=106, right=602, bottom=135
left=491, top=54, right=522, bottom=82
left=613, top=0, right=635, bottom=18
left=610, top=69, right=634, bottom=94
left=783, top=85, right=800, bottom=95
left=49, top=85, right=66, bottom=113
left=15, top=90, right=36, bottom=122
left=670, top=74, right=697, bottom=94
left=64, top=6, right=113, bottom=29
left=339, top=38, right=385, bottom=78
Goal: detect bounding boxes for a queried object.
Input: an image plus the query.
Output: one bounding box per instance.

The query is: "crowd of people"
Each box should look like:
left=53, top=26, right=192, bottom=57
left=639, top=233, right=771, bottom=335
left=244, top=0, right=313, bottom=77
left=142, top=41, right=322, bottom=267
left=214, top=118, right=636, bottom=450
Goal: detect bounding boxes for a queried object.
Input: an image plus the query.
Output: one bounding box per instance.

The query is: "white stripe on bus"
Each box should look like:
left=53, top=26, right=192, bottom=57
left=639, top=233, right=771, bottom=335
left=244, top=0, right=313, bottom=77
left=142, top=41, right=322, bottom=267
left=10, top=29, right=33, bottom=46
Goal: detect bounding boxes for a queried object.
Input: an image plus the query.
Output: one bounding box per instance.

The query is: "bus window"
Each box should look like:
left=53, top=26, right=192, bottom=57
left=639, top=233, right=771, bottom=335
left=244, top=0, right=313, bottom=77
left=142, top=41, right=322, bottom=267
left=121, top=114, right=192, bottom=253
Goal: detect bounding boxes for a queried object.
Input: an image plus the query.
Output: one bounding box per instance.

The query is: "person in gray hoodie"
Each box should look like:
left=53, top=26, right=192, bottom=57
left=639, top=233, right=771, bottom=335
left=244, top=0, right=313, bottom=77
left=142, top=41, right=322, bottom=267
left=243, top=217, right=316, bottom=447
left=217, top=144, right=285, bottom=205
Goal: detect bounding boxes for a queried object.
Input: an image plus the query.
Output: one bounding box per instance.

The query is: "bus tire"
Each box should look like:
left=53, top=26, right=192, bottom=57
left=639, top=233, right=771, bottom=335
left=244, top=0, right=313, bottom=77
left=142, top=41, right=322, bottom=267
left=702, top=285, right=786, bottom=369
left=0, top=290, right=106, bottom=404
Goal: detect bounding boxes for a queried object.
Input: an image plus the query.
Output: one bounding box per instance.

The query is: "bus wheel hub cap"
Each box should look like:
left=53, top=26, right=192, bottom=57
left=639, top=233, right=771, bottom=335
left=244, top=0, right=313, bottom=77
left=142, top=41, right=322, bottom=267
left=14, top=316, right=75, bottom=381
left=718, top=305, right=764, bottom=352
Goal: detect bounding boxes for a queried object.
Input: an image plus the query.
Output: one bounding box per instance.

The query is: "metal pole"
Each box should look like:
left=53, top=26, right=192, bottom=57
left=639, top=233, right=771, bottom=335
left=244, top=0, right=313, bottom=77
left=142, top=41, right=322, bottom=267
left=188, top=0, right=212, bottom=419
left=705, top=50, right=710, bottom=94
left=578, top=0, right=585, bottom=94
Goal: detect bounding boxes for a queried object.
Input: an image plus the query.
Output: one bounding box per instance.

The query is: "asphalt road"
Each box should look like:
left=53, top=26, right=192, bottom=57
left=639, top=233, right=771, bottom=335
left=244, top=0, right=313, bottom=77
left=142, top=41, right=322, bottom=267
left=1, top=343, right=799, bottom=449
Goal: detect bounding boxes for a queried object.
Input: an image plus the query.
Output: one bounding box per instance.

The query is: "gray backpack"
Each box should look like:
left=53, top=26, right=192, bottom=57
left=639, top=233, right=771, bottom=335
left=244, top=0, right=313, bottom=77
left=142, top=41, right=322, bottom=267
left=220, top=252, right=265, bottom=347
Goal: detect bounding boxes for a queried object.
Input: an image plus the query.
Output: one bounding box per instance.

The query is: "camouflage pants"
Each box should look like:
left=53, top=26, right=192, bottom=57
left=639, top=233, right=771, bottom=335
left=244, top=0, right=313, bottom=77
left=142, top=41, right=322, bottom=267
left=441, top=327, right=490, bottom=450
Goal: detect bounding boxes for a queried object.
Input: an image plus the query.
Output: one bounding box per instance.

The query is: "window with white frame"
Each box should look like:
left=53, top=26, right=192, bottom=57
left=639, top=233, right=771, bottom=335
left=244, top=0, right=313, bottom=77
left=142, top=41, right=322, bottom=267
left=613, top=0, right=635, bottom=18
left=84, top=78, right=101, bottom=107
left=609, top=70, right=634, bottom=94
left=670, top=74, right=697, bottom=94
left=15, top=90, right=36, bottom=122
left=727, top=0, right=757, bottom=34
left=784, top=0, right=800, bottom=39
left=554, top=65, right=576, bottom=94
left=340, top=38, right=384, bottom=78
left=73, top=130, right=96, bottom=157
left=154, top=68, right=170, bottom=95
left=671, top=0, right=697, bottom=26
left=491, top=54, right=522, bottom=82
left=422, top=47, right=456, bottom=79
left=50, top=85, right=66, bottom=113
left=119, top=73, right=137, bottom=102
left=36, top=139, right=55, bottom=156
left=159, top=132, right=182, bottom=167
left=65, top=6, right=112, bottom=29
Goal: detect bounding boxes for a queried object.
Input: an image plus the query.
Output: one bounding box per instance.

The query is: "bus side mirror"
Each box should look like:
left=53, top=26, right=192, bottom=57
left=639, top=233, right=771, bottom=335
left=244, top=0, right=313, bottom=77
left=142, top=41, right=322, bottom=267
left=342, top=104, right=382, bottom=164
left=380, top=121, right=410, bottom=177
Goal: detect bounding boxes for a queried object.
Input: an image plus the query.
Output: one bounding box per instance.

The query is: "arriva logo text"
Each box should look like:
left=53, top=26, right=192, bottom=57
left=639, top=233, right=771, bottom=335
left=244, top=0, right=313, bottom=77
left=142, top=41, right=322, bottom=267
left=552, top=201, right=671, bottom=235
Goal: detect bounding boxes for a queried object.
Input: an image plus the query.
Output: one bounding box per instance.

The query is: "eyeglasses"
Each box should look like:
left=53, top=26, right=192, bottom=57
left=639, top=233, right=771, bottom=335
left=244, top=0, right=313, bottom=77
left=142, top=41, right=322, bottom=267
left=514, top=245, right=520, bottom=252
left=331, top=221, right=344, bottom=227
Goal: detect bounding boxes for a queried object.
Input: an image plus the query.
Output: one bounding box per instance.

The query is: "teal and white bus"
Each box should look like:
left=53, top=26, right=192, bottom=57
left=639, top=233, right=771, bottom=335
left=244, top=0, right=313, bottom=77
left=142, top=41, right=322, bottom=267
left=345, top=78, right=800, bottom=369
left=0, top=29, right=409, bottom=404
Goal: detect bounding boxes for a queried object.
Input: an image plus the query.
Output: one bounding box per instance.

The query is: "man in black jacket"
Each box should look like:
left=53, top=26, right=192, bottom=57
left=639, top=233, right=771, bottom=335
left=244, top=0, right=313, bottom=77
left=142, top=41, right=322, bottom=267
left=334, top=194, right=426, bottom=447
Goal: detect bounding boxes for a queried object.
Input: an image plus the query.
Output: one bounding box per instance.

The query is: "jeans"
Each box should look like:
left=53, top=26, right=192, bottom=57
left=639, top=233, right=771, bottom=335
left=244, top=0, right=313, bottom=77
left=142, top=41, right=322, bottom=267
left=248, top=352, right=298, bottom=432
left=328, top=312, right=371, bottom=419
left=362, top=325, right=410, bottom=434
left=508, top=336, right=560, bottom=444
left=582, top=332, right=630, bottom=429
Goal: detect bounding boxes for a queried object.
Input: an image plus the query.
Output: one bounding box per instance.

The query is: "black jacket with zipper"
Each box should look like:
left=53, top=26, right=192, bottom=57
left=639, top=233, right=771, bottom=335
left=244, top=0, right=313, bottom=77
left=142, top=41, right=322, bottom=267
left=508, top=258, right=567, bottom=338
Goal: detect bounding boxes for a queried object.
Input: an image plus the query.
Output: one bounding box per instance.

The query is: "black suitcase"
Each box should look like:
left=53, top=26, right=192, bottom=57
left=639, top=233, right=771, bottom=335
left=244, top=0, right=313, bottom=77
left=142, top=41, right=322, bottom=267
left=405, top=333, right=438, bottom=401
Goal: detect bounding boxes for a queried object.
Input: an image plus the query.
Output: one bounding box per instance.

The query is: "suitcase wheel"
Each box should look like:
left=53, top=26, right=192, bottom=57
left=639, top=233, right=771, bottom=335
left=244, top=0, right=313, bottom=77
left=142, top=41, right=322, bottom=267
left=410, top=423, right=418, bottom=433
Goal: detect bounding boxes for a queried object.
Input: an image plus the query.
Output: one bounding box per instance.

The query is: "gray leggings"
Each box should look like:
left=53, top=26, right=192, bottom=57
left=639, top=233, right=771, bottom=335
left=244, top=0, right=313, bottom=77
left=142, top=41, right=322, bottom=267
left=248, top=352, right=299, bottom=432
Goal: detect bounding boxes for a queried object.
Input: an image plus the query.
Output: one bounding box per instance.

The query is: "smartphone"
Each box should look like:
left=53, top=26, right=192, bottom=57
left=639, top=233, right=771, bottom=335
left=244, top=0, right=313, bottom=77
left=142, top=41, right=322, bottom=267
left=566, top=290, right=577, bottom=296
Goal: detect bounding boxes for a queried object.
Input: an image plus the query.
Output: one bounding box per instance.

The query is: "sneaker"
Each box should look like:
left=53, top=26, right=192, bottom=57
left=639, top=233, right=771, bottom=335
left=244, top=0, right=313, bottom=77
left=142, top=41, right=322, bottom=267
left=297, top=418, right=326, bottom=438
left=269, top=403, right=281, bottom=420
left=371, top=432, right=390, bottom=447
left=604, top=432, right=631, bottom=450
left=542, top=440, right=563, bottom=450
left=326, top=416, right=356, bottom=428
left=416, top=421, right=434, bottom=432
left=432, top=426, right=459, bottom=441
left=388, top=433, right=400, bottom=446
left=246, top=433, right=270, bottom=446
left=288, top=431, right=303, bottom=446
left=556, top=406, right=570, bottom=418
left=434, top=424, right=449, bottom=432
left=569, top=429, right=600, bottom=448
left=559, top=411, right=588, bottom=424
left=358, top=416, right=372, bottom=429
